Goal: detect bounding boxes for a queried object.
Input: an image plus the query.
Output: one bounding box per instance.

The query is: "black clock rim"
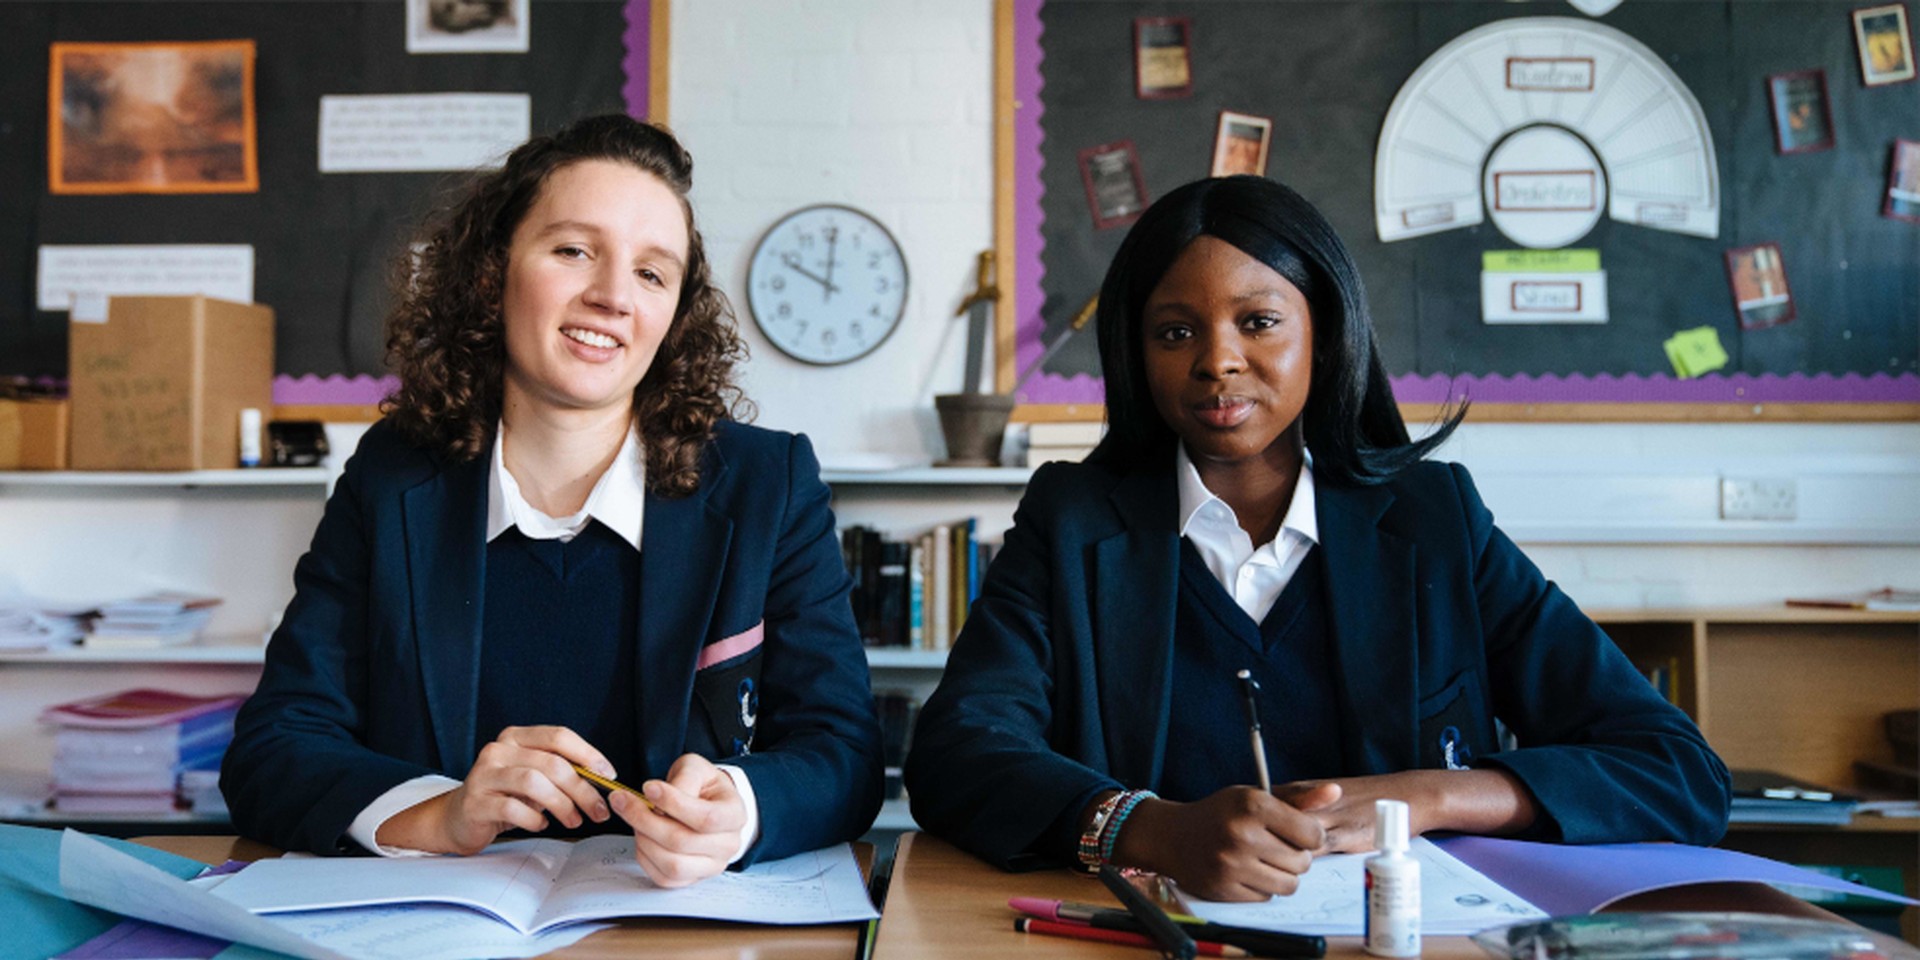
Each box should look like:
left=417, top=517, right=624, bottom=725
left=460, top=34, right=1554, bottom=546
left=744, top=203, right=910, bottom=367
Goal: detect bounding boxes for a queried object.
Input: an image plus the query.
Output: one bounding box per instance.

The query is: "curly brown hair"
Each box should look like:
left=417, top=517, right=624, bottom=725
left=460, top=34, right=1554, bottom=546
left=383, top=113, right=749, bottom=497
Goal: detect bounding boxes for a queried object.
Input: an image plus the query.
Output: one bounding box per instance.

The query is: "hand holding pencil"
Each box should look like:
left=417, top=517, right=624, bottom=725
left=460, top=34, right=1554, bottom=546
left=376, top=724, right=617, bottom=856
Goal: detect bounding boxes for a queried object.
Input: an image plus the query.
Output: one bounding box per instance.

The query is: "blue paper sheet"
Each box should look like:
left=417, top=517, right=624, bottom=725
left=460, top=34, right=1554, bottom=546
left=0, top=823, right=206, bottom=960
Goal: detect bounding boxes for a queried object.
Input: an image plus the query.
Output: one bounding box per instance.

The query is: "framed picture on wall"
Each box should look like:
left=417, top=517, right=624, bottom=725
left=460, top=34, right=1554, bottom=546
left=1133, top=17, right=1193, bottom=99
left=1079, top=140, right=1149, bottom=229
left=1765, top=70, right=1835, bottom=154
left=407, top=0, right=531, bottom=54
left=1210, top=111, right=1273, bottom=177
left=48, top=40, right=258, bottom=195
left=1724, top=243, right=1797, bottom=330
left=1852, top=3, right=1916, bottom=85
left=1886, top=139, right=1920, bottom=221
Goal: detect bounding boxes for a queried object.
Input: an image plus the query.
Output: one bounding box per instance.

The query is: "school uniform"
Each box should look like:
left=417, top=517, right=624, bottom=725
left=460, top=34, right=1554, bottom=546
left=902, top=450, right=1731, bottom=869
left=221, top=418, right=885, bottom=864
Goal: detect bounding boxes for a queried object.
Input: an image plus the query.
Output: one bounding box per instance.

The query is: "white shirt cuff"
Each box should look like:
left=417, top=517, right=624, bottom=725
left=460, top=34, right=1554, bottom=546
left=347, top=775, right=462, bottom=857
left=715, top=764, right=760, bottom=864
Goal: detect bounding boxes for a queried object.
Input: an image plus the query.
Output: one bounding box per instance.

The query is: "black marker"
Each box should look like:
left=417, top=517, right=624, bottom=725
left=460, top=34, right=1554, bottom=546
left=1100, top=864, right=1197, bottom=960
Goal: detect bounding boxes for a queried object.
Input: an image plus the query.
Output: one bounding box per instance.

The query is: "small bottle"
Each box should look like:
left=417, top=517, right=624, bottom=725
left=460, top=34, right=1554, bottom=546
left=1364, top=798, right=1420, bottom=957
left=239, top=408, right=263, bottom=468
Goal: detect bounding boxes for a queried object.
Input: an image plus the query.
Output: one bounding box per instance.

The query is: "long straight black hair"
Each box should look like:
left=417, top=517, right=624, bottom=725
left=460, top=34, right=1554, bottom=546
left=1084, top=175, right=1463, bottom=485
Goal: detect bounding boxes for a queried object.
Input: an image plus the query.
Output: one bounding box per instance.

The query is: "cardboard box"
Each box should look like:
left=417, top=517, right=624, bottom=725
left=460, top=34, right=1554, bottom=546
left=0, top=398, right=70, bottom=470
left=69, top=296, right=274, bottom=471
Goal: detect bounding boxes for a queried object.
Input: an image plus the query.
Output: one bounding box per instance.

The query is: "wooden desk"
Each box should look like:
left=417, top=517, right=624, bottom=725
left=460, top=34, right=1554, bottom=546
left=133, top=835, right=872, bottom=960
left=872, top=832, right=1866, bottom=960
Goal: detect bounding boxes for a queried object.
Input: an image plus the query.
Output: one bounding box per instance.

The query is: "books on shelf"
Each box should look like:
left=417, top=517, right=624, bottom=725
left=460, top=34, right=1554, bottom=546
left=875, top=689, right=921, bottom=803
left=1632, top=655, right=1681, bottom=706
left=842, top=520, right=996, bottom=650
left=1785, top=586, right=1920, bottom=612
left=1025, top=421, right=1104, bottom=467
left=39, top=688, right=246, bottom=815
left=0, top=606, right=85, bottom=651
left=83, top=592, right=221, bottom=649
left=1728, top=768, right=1861, bottom=826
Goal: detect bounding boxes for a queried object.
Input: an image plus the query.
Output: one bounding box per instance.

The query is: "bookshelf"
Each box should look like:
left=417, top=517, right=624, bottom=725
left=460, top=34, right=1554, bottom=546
left=0, top=470, right=323, bottom=831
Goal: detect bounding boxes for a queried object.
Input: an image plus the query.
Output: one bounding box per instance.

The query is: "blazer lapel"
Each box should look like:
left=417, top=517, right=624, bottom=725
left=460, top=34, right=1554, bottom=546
left=1316, top=481, right=1420, bottom=774
left=401, top=452, right=490, bottom=775
left=635, top=468, right=732, bottom=779
left=1092, top=466, right=1181, bottom=788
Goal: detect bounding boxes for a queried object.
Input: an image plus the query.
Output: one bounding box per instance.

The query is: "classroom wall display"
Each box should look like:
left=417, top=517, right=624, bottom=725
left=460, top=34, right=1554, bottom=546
left=998, top=0, right=1920, bottom=419
left=48, top=40, right=259, bottom=196
left=1, top=0, right=659, bottom=410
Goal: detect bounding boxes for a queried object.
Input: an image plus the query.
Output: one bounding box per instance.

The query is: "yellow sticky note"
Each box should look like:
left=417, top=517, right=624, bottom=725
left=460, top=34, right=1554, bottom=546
left=1663, top=326, right=1729, bottom=379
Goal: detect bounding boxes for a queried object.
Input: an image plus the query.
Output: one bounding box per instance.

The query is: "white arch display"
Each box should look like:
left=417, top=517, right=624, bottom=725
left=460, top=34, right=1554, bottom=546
left=1375, top=17, right=1718, bottom=244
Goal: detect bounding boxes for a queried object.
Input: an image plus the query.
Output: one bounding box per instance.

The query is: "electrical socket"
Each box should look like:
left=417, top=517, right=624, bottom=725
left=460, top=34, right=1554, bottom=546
left=1720, top=477, right=1798, bottom=521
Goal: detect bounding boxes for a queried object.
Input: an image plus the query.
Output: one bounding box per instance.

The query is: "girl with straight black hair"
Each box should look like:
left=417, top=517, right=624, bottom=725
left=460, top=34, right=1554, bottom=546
left=905, top=176, right=1729, bottom=901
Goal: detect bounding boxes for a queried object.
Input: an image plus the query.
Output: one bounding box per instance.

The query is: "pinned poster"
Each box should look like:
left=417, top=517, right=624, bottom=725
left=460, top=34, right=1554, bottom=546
left=1663, top=327, right=1730, bottom=379
left=1481, top=249, right=1607, bottom=324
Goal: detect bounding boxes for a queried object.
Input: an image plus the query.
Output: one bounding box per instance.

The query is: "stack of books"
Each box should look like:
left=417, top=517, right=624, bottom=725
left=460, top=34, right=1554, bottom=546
left=1729, top=769, right=1861, bottom=826
left=39, top=688, right=247, bottom=815
left=83, top=592, right=222, bottom=649
left=1025, top=421, right=1104, bottom=466
left=0, top=605, right=84, bottom=651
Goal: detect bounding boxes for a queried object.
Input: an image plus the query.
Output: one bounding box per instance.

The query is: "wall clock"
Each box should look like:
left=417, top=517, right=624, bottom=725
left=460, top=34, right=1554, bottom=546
left=745, top=204, right=908, bottom=365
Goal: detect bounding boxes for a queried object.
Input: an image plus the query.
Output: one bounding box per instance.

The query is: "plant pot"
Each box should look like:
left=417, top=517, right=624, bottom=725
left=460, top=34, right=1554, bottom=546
left=934, top=393, right=1016, bottom=467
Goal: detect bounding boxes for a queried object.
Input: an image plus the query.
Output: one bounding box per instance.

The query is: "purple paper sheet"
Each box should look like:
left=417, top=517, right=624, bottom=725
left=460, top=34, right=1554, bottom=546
left=54, top=861, right=249, bottom=959
left=1435, top=836, right=1918, bottom=917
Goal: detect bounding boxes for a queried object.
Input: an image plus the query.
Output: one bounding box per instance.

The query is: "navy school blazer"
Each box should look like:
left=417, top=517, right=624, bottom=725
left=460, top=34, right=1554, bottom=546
left=903, top=457, right=1731, bottom=869
left=221, top=419, right=884, bottom=863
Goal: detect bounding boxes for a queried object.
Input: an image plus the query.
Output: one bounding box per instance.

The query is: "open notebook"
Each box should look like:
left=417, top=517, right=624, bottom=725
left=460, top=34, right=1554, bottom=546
left=207, top=835, right=877, bottom=935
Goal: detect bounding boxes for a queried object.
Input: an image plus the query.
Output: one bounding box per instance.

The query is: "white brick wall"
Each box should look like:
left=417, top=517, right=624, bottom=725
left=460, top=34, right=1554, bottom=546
left=672, top=0, right=993, bottom=464
left=668, top=2, right=1920, bottom=605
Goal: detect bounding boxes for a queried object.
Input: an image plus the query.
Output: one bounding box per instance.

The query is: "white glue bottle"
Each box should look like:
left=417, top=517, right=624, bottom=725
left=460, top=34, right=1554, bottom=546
left=1364, top=798, right=1420, bottom=957
left=239, top=408, right=263, bottom=468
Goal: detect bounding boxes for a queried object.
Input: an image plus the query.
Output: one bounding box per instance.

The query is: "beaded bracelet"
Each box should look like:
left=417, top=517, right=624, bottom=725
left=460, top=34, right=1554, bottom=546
left=1098, top=789, right=1155, bottom=865
left=1077, top=791, right=1128, bottom=872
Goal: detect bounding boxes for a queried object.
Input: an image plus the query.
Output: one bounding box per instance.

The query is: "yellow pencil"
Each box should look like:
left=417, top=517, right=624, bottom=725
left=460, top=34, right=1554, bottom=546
left=571, top=763, right=662, bottom=813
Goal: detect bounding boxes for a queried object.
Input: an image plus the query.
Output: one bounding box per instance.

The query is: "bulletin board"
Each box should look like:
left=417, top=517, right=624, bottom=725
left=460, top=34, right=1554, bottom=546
left=993, top=0, right=1920, bottom=421
left=0, top=0, right=667, bottom=416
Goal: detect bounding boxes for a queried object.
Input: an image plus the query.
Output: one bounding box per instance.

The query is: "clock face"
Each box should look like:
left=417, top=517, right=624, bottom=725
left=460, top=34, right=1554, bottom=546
left=745, top=204, right=908, bottom=365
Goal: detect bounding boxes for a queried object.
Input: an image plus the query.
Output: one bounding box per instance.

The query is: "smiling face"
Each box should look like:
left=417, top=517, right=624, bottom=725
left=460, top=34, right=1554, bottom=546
left=499, top=158, right=690, bottom=421
left=1142, top=235, right=1315, bottom=479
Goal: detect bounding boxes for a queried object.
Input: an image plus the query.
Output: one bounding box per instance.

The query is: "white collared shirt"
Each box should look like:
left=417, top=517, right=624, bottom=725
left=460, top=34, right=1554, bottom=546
left=347, top=421, right=761, bottom=862
left=1175, top=443, right=1319, bottom=624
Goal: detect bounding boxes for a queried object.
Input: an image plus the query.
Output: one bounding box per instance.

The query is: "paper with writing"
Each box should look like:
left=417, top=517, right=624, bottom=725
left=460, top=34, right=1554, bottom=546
left=1176, top=837, right=1546, bottom=936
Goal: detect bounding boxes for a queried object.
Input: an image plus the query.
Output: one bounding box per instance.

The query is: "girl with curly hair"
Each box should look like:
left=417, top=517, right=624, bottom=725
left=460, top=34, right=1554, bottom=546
left=223, top=115, right=884, bottom=885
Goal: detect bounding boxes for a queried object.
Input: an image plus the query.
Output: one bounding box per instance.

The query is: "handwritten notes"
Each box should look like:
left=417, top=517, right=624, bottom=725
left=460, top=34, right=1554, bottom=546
left=36, top=245, right=253, bottom=312
left=319, top=94, right=530, bottom=173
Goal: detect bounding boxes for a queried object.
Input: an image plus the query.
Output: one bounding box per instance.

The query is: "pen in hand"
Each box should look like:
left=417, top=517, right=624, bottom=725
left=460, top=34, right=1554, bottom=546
left=1237, top=669, right=1272, bottom=793
left=571, top=762, right=662, bottom=814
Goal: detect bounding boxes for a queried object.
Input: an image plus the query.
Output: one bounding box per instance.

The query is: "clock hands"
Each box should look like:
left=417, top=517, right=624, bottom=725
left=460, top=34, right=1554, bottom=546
left=822, top=226, right=839, bottom=304
left=779, top=252, right=841, bottom=296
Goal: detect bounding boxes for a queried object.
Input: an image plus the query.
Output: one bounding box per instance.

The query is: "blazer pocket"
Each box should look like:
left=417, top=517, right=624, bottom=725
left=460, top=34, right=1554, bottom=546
left=1417, top=670, right=1484, bottom=771
left=694, top=621, right=764, bottom=758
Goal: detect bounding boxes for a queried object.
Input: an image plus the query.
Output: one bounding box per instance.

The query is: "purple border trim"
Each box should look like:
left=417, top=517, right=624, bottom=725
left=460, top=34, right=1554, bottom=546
left=273, top=375, right=398, bottom=406
left=1391, top=372, right=1920, bottom=404
left=1013, top=0, right=1094, bottom=405
left=1008, top=1, right=1917, bottom=408
left=623, top=0, right=650, bottom=119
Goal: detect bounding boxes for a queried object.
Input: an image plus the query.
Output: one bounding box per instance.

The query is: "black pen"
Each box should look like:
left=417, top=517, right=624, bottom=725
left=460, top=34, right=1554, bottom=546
left=1100, top=864, right=1197, bottom=960
left=1087, top=911, right=1328, bottom=957
left=1237, top=669, right=1272, bottom=792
